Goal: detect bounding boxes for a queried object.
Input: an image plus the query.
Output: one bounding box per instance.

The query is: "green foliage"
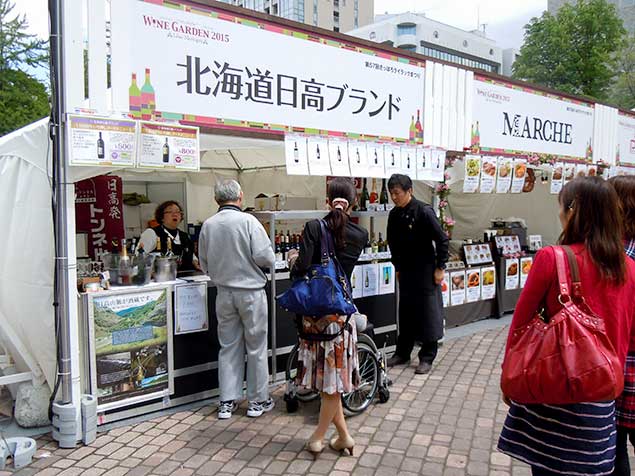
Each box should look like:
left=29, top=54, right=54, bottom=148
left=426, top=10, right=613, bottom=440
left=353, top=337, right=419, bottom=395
left=609, top=34, right=635, bottom=110
left=0, top=0, right=48, bottom=72
left=513, top=0, right=626, bottom=101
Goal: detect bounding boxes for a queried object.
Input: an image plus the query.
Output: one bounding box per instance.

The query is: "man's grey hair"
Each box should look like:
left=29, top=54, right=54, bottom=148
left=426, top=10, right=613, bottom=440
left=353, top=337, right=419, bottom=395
left=214, top=179, right=242, bottom=204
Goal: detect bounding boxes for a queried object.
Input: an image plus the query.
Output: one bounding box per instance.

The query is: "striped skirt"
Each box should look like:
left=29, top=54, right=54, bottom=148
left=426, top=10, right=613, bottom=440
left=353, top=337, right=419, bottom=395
left=616, top=351, right=635, bottom=428
left=497, top=400, right=617, bottom=475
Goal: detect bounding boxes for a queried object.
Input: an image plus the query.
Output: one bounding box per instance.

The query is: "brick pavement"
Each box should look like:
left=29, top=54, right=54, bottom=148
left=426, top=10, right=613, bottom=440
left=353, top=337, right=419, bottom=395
left=2, top=324, right=630, bottom=475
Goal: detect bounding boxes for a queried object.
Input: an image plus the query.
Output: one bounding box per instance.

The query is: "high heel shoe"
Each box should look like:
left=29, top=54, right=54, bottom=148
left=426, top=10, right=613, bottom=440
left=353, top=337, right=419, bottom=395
left=306, top=439, right=324, bottom=460
left=329, top=435, right=355, bottom=456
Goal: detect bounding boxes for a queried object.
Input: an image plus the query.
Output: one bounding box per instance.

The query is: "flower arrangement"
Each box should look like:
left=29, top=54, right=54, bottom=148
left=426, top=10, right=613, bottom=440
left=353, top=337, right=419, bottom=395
left=436, top=156, right=457, bottom=238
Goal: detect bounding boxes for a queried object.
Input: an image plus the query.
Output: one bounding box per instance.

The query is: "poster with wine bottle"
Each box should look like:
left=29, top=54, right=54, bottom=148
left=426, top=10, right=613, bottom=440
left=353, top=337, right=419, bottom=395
left=367, top=142, right=386, bottom=178
left=68, top=114, right=137, bottom=167
left=384, top=144, right=402, bottom=177
left=510, top=159, right=528, bottom=194
left=505, top=258, right=519, bottom=290
left=466, top=269, right=481, bottom=303
left=479, top=157, right=497, bottom=194
left=496, top=157, right=513, bottom=193
left=348, top=141, right=370, bottom=178
left=441, top=272, right=450, bottom=307
left=362, top=263, right=379, bottom=297
left=137, top=121, right=200, bottom=170
left=550, top=162, right=564, bottom=195
left=415, top=146, right=427, bottom=180
left=285, top=134, right=309, bottom=175
left=481, top=266, right=496, bottom=300
left=400, top=146, right=416, bottom=179
left=428, top=149, right=446, bottom=182
left=327, top=139, right=351, bottom=177
left=307, top=137, right=331, bottom=176
left=351, top=265, right=363, bottom=299
left=378, top=262, right=395, bottom=295
left=450, top=270, right=466, bottom=306
left=463, top=155, right=481, bottom=193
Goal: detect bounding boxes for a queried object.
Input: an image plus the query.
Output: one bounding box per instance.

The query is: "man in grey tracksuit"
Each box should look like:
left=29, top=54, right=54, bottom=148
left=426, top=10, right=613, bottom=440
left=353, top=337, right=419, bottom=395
left=198, top=179, right=275, bottom=419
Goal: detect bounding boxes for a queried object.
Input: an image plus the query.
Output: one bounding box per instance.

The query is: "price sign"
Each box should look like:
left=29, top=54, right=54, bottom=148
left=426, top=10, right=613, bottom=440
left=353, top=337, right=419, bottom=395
left=138, top=122, right=200, bottom=170
left=67, top=114, right=137, bottom=167
left=174, top=283, right=209, bottom=335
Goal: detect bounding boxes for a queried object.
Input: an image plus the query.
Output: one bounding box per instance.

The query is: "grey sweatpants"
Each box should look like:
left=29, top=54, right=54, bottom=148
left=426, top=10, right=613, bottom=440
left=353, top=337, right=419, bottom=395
left=216, top=287, right=269, bottom=402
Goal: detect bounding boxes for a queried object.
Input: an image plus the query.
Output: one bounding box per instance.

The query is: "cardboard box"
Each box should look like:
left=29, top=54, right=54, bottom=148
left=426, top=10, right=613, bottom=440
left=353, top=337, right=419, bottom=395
left=254, top=193, right=274, bottom=211
left=254, top=194, right=317, bottom=211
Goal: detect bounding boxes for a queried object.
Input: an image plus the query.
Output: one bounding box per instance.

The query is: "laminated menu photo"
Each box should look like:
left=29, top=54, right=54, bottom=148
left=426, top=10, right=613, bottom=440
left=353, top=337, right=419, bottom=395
left=441, top=271, right=450, bottom=308
left=505, top=258, right=519, bottom=290
left=466, top=269, right=481, bottom=303
left=481, top=266, right=496, bottom=300
left=496, top=157, right=512, bottom=194
left=450, top=270, right=466, bottom=306
left=550, top=162, right=564, bottom=195
left=510, top=159, right=527, bottom=194
left=520, top=257, right=533, bottom=288
left=463, top=155, right=481, bottom=193
left=480, top=157, right=497, bottom=194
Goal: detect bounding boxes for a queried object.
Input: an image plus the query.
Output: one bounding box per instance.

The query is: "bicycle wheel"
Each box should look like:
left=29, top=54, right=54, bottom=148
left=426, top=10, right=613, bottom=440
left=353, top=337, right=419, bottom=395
left=342, top=341, right=379, bottom=415
left=285, top=343, right=319, bottom=403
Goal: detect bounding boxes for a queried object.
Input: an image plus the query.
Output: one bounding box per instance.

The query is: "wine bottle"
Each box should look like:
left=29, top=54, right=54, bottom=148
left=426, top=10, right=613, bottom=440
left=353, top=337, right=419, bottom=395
left=293, top=142, right=299, bottom=163
left=166, top=237, right=174, bottom=257
left=141, top=68, right=156, bottom=120
left=97, top=132, right=105, bottom=159
left=380, top=179, right=388, bottom=210
left=162, top=138, right=170, bottom=163
left=365, top=272, right=369, bottom=287
left=369, top=178, right=378, bottom=204
left=129, top=73, right=142, bottom=119
left=409, top=115, right=416, bottom=141
left=119, top=239, right=131, bottom=285
left=360, top=178, right=369, bottom=211
left=153, top=236, right=162, bottom=256
left=352, top=272, right=356, bottom=289
left=378, top=232, right=385, bottom=252
left=415, top=109, right=423, bottom=143
left=274, top=233, right=282, bottom=262
left=371, top=233, right=378, bottom=254
left=364, top=235, right=372, bottom=255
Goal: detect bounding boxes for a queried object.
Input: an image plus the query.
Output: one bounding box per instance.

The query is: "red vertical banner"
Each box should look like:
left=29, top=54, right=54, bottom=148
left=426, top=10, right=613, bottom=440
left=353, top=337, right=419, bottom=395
left=75, top=176, right=125, bottom=260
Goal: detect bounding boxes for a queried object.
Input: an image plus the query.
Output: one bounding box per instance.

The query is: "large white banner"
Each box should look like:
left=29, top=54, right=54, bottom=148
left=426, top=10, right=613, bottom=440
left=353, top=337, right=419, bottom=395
left=618, top=113, right=635, bottom=165
left=472, top=77, right=594, bottom=160
left=111, top=0, right=425, bottom=141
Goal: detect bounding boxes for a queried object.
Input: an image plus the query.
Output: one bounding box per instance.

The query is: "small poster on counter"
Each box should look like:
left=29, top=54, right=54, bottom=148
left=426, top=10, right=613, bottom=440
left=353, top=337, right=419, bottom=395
left=510, top=159, right=527, bottom=194
left=563, top=163, right=576, bottom=185
left=367, top=142, right=386, bottom=178
left=378, top=262, right=396, bottom=295
left=464, top=244, right=493, bottom=266
left=384, top=144, right=402, bottom=177
left=529, top=235, right=543, bottom=251
left=505, top=258, right=520, bottom=290
left=174, top=283, right=209, bottom=335
left=463, top=155, right=481, bottom=193
left=429, top=149, right=446, bottom=182
left=401, top=146, right=417, bottom=178
left=138, top=121, right=199, bottom=170
left=481, top=266, right=496, bottom=300
left=496, top=157, right=513, bottom=194
left=495, top=235, right=521, bottom=255
left=349, top=141, right=370, bottom=177
left=575, top=163, right=588, bottom=178
left=441, top=271, right=450, bottom=307
left=550, top=162, right=564, bottom=195
left=285, top=134, right=309, bottom=175
left=307, top=137, right=331, bottom=176
left=362, top=263, right=379, bottom=297
left=328, top=139, right=350, bottom=177
left=520, top=257, right=533, bottom=288
left=450, top=270, right=466, bottom=306
left=480, top=157, right=497, bottom=194
left=351, top=265, right=363, bottom=299
left=68, top=114, right=137, bottom=167
left=466, top=269, right=481, bottom=303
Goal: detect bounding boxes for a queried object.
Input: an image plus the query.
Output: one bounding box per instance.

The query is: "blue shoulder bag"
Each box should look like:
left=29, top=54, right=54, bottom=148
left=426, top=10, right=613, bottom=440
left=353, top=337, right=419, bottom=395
left=276, top=220, right=357, bottom=317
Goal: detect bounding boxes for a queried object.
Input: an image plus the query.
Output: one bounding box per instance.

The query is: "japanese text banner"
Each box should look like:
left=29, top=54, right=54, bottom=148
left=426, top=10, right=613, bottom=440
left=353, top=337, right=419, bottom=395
left=111, top=0, right=425, bottom=141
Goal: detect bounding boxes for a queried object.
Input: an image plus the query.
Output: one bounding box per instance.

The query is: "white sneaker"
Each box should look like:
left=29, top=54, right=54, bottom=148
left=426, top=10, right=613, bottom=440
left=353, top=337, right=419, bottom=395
left=247, top=398, right=275, bottom=418
left=217, top=400, right=237, bottom=420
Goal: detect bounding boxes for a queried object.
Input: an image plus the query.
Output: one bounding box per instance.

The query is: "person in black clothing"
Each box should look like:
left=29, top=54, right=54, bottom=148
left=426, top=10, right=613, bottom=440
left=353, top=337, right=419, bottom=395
left=139, top=200, right=199, bottom=272
left=287, top=178, right=368, bottom=459
left=386, top=174, right=449, bottom=375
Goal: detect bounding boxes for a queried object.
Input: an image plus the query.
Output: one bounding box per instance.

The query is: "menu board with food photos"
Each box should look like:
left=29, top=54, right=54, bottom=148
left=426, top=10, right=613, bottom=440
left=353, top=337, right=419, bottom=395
left=463, top=156, right=481, bottom=193
left=441, top=271, right=450, bottom=307
left=450, top=270, right=466, bottom=306
left=496, top=157, right=513, bottom=194
left=480, top=157, right=497, bottom=194
left=510, top=159, right=528, bottom=194
left=466, top=269, right=481, bottom=303
left=505, top=258, right=520, bottom=290
left=520, top=257, right=533, bottom=287
left=494, top=235, right=521, bottom=256
left=481, top=266, right=496, bottom=299
left=550, top=162, right=564, bottom=195
left=464, top=244, right=494, bottom=266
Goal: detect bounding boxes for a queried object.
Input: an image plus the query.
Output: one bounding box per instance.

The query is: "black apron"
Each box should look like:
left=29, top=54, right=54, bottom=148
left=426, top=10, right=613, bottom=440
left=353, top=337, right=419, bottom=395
left=152, top=226, right=195, bottom=271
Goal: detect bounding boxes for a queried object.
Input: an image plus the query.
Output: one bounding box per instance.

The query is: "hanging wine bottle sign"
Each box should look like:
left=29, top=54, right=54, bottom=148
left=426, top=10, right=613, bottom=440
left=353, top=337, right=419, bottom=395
left=284, top=134, right=309, bottom=175
left=429, top=149, right=446, bottom=182
left=361, top=263, right=379, bottom=297
left=307, top=137, right=331, bottom=176
left=401, top=146, right=417, bottom=179
left=384, top=144, right=402, bottom=177
left=348, top=140, right=370, bottom=177
left=367, top=142, right=386, bottom=178
left=137, top=121, right=200, bottom=170
left=328, top=138, right=351, bottom=177
left=415, top=146, right=428, bottom=180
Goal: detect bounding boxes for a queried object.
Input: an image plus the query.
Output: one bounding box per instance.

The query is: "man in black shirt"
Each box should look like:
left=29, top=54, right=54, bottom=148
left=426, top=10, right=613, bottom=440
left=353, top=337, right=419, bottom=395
left=386, top=174, right=449, bottom=374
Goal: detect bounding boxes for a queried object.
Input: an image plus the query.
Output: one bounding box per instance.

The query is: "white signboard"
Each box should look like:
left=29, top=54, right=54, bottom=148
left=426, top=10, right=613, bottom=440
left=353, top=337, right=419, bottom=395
left=418, top=148, right=445, bottom=182
left=68, top=114, right=137, bottom=167
left=285, top=134, right=309, bottom=175
left=496, top=157, right=513, bottom=194
left=450, top=270, right=466, bottom=306
left=378, top=262, right=396, bottom=295
left=472, top=77, right=594, bottom=159
left=505, top=258, right=519, bottom=290
left=550, top=162, right=564, bottom=195
left=362, top=263, right=379, bottom=297
left=367, top=142, right=386, bottom=178
left=463, top=156, right=481, bottom=193
left=174, top=283, right=209, bottom=335
left=618, top=113, right=635, bottom=165
left=481, top=266, right=496, bottom=300
left=384, top=144, right=402, bottom=177
left=466, top=269, right=481, bottom=303
left=138, top=122, right=200, bottom=170
left=480, top=157, right=497, bottom=194
left=349, top=141, right=370, bottom=177
left=510, top=159, right=527, bottom=194
left=307, top=137, right=331, bottom=176
left=441, top=271, right=450, bottom=307
left=351, top=265, right=363, bottom=299
left=111, top=0, right=425, bottom=141
left=401, top=146, right=416, bottom=178
left=328, top=139, right=350, bottom=177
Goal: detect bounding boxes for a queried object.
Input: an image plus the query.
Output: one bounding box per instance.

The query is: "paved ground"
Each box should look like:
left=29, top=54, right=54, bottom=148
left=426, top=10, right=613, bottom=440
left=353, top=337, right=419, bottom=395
left=1, top=321, right=630, bottom=476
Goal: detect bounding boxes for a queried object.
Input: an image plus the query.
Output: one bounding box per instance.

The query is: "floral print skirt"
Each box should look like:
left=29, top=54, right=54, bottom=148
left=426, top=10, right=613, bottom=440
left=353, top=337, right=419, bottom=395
left=296, top=314, right=360, bottom=395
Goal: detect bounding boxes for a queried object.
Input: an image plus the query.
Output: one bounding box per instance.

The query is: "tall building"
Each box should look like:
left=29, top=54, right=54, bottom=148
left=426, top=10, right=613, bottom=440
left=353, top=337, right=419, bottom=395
left=548, top=0, right=635, bottom=34
left=348, top=12, right=516, bottom=76
left=217, top=0, right=374, bottom=32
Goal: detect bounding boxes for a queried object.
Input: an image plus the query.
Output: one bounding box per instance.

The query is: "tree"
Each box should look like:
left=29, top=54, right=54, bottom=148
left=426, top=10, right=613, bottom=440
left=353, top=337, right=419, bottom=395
left=0, top=0, right=49, bottom=136
left=513, top=0, right=626, bottom=101
left=609, top=34, right=635, bottom=110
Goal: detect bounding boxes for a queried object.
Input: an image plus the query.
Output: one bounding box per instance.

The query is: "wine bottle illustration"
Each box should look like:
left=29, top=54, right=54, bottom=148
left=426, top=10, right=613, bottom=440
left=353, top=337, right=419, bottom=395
left=97, top=132, right=105, bottom=159
left=374, top=148, right=378, bottom=165
left=391, top=150, right=395, bottom=166
left=415, top=109, right=423, bottom=143
left=162, top=137, right=170, bottom=163
left=409, top=115, right=415, bottom=141
left=141, top=68, right=156, bottom=120
left=365, top=272, right=369, bottom=287
left=316, top=144, right=320, bottom=160
left=356, top=148, right=360, bottom=164
left=337, top=145, right=342, bottom=162
left=129, top=73, right=141, bottom=119
left=407, top=153, right=411, bottom=169
left=293, top=142, right=299, bottom=163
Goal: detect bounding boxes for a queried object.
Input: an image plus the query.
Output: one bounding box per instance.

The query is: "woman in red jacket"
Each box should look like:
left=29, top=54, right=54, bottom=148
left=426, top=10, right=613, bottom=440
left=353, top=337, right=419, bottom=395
left=498, top=177, right=635, bottom=476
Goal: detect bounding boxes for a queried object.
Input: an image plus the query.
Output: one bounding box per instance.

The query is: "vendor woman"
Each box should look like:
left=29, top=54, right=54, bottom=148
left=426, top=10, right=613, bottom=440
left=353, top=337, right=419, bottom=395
left=139, top=200, right=199, bottom=272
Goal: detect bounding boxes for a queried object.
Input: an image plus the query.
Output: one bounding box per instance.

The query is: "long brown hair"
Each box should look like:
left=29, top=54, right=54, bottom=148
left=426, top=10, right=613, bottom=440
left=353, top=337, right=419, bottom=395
left=608, top=175, right=635, bottom=241
left=325, top=178, right=357, bottom=248
left=558, top=177, right=626, bottom=285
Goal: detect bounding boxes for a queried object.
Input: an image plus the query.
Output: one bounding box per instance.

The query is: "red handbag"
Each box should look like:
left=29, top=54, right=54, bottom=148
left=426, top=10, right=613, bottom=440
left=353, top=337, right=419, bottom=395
left=501, top=246, right=624, bottom=404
